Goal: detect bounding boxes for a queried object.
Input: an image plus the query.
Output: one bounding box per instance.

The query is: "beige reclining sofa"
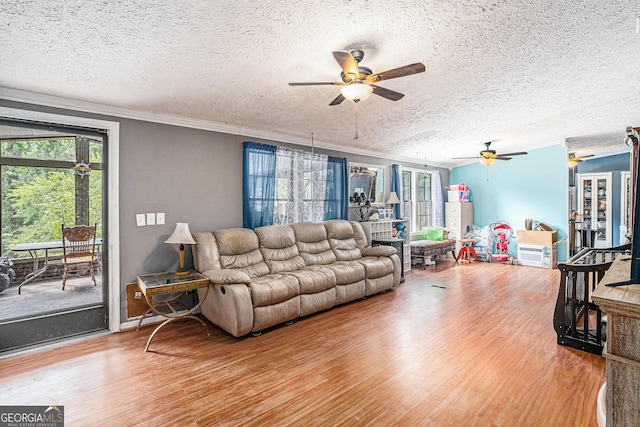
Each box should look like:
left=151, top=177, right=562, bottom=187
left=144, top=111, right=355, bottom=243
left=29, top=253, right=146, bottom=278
left=192, top=219, right=401, bottom=337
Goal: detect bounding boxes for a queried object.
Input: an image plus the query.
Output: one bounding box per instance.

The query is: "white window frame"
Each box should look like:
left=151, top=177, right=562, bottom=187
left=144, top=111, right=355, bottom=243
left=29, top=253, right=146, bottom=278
left=401, top=167, right=435, bottom=232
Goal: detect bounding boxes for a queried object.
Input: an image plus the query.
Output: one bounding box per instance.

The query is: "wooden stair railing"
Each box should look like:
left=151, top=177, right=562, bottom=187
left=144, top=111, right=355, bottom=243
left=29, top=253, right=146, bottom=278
left=553, top=244, right=630, bottom=356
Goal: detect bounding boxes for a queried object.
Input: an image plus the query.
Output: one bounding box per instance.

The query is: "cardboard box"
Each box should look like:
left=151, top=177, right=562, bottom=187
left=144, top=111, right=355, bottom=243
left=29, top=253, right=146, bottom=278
left=517, top=229, right=557, bottom=246
left=450, top=184, right=469, bottom=192
left=517, top=229, right=558, bottom=269
left=448, top=190, right=470, bottom=202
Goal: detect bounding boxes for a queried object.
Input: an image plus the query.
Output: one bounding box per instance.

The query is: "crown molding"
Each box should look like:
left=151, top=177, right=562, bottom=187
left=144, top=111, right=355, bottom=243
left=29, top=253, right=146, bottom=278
left=0, top=87, right=449, bottom=169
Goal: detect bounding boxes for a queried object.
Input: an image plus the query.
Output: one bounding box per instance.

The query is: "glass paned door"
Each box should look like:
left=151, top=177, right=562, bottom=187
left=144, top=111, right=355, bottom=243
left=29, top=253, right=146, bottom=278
left=0, top=120, right=107, bottom=354
left=581, top=178, right=593, bottom=232
left=577, top=173, right=612, bottom=248
left=595, top=177, right=609, bottom=246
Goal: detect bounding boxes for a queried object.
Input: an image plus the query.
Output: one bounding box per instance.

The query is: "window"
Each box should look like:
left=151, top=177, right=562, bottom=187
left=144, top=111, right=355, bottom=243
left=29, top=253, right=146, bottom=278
left=401, top=169, right=435, bottom=232
left=243, top=142, right=347, bottom=228
left=273, top=148, right=328, bottom=224
left=416, top=171, right=432, bottom=230
left=1, top=135, right=103, bottom=256
left=402, top=170, right=412, bottom=226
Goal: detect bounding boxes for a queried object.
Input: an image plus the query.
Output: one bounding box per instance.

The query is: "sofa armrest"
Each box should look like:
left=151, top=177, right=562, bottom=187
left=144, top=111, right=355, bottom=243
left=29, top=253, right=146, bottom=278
left=362, top=245, right=397, bottom=257
left=202, top=268, right=251, bottom=284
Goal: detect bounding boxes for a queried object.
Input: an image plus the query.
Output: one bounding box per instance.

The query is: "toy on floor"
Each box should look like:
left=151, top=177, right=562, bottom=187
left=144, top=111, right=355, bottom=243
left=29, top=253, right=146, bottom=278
left=490, top=221, right=515, bottom=264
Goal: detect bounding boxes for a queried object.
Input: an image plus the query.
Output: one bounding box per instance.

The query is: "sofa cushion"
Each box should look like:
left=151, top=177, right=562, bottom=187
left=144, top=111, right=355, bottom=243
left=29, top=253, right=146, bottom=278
left=324, top=260, right=365, bottom=284
left=287, top=265, right=336, bottom=294
left=192, top=232, right=221, bottom=271
left=249, top=274, right=300, bottom=307
left=362, top=245, right=397, bottom=257
left=213, top=228, right=269, bottom=278
left=291, top=222, right=337, bottom=265
left=324, top=220, right=362, bottom=261
left=357, top=256, right=394, bottom=279
left=350, top=220, right=370, bottom=250
left=255, top=225, right=305, bottom=273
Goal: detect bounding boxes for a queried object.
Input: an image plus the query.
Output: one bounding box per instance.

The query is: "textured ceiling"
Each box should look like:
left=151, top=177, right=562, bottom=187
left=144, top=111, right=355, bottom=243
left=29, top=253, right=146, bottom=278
left=1, top=0, right=640, bottom=167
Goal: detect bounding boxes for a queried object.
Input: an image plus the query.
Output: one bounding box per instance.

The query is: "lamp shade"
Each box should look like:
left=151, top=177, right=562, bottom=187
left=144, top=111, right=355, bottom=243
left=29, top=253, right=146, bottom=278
left=165, top=222, right=196, bottom=245
left=341, top=83, right=373, bottom=102
left=386, top=191, right=401, bottom=204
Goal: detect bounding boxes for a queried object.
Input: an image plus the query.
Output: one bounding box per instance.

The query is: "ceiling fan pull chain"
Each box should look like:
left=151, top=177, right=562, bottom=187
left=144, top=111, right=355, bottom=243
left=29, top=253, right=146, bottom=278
left=354, top=106, right=359, bottom=140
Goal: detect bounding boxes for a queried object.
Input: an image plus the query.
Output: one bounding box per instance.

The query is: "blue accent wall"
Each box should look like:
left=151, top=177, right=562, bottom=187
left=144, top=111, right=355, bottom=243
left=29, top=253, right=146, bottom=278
left=450, top=145, right=568, bottom=262
left=575, top=152, right=629, bottom=175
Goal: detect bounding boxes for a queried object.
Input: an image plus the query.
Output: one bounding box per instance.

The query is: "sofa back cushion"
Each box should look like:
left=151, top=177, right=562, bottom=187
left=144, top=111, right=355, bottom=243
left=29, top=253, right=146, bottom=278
left=324, top=220, right=363, bottom=261
left=192, top=232, right=221, bottom=272
left=255, top=225, right=305, bottom=273
left=291, top=222, right=337, bottom=265
left=213, top=228, right=269, bottom=278
left=350, top=221, right=370, bottom=250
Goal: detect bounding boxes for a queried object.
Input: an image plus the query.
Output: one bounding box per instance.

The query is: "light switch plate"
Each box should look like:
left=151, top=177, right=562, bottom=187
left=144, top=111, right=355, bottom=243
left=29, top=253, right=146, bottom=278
left=136, top=214, right=146, bottom=227
left=146, top=213, right=156, bottom=226
left=156, top=212, right=165, bottom=225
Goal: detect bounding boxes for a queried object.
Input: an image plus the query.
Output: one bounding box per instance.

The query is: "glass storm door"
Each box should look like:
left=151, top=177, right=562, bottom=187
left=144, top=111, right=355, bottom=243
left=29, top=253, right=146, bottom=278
left=0, top=118, right=108, bottom=354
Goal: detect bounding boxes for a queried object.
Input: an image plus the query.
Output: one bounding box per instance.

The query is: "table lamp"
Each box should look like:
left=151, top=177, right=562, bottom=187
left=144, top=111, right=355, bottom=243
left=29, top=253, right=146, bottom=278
left=386, top=192, right=401, bottom=220
left=165, top=222, right=196, bottom=277
left=386, top=191, right=401, bottom=205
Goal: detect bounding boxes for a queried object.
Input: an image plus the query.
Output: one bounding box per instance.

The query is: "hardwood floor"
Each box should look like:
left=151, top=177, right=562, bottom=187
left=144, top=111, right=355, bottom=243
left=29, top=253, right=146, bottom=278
left=0, top=259, right=604, bottom=426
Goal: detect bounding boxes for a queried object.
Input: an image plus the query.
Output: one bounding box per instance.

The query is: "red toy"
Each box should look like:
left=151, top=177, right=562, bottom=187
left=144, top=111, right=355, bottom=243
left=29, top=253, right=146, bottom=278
left=490, top=221, right=514, bottom=263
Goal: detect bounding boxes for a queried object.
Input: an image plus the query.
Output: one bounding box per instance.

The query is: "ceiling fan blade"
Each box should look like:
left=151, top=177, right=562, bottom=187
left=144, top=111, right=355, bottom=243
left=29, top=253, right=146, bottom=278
left=289, top=82, right=341, bottom=86
left=578, top=154, right=595, bottom=160
left=371, top=85, right=404, bottom=101
left=332, top=50, right=360, bottom=80
left=496, top=157, right=512, bottom=160
left=367, top=63, right=425, bottom=83
left=329, top=93, right=345, bottom=106
left=497, top=151, right=527, bottom=157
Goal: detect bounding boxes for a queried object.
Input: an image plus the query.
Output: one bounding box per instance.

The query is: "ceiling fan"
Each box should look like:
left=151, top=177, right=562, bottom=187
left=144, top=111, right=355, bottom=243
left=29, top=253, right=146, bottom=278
left=453, top=141, right=528, bottom=165
left=568, top=152, right=594, bottom=167
left=288, top=49, right=425, bottom=106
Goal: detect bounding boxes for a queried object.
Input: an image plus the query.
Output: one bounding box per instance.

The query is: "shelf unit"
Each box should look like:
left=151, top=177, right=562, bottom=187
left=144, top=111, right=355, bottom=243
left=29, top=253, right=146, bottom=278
left=577, top=172, right=612, bottom=248
left=360, top=221, right=394, bottom=242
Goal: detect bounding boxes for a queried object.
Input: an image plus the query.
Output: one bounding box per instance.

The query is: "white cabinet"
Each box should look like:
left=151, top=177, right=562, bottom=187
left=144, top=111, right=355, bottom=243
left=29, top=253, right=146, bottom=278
left=445, top=202, right=474, bottom=254
left=577, top=172, right=612, bottom=248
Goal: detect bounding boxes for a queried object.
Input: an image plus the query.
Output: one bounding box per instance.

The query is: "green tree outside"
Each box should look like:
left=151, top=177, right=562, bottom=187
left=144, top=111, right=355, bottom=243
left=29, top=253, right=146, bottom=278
left=1, top=137, right=103, bottom=256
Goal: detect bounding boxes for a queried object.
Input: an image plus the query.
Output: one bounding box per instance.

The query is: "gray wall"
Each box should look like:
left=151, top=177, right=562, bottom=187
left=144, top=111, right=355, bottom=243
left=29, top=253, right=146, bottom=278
left=0, top=99, right=449, bottom=322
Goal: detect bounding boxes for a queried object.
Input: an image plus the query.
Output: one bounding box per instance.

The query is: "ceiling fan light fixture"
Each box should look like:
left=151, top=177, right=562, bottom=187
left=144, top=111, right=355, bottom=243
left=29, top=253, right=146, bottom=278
left=480, top=157, right=496, bottom=166
left=341, top=83, right=373, bottom=102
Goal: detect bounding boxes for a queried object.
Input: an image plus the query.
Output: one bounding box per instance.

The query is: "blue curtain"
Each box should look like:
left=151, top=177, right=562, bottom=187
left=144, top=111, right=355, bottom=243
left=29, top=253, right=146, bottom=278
left=325, top=156, right=348, bottom=220
left=243, top=142, right=276, bottom=228
left=391, top=164, right=401, bottom=219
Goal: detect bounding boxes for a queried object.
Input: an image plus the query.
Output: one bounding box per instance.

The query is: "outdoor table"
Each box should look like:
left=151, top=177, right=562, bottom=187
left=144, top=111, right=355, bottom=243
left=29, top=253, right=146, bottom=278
left=11, top=239, right=101, bottom=294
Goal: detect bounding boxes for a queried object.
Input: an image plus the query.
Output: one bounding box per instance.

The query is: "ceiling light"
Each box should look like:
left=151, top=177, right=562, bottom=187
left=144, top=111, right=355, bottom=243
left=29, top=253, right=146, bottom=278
left=568, top=158, right=578, bottom=168
left=480, top=157, right=496, bottom=166
left=341, top=83, right=373, bottom=103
